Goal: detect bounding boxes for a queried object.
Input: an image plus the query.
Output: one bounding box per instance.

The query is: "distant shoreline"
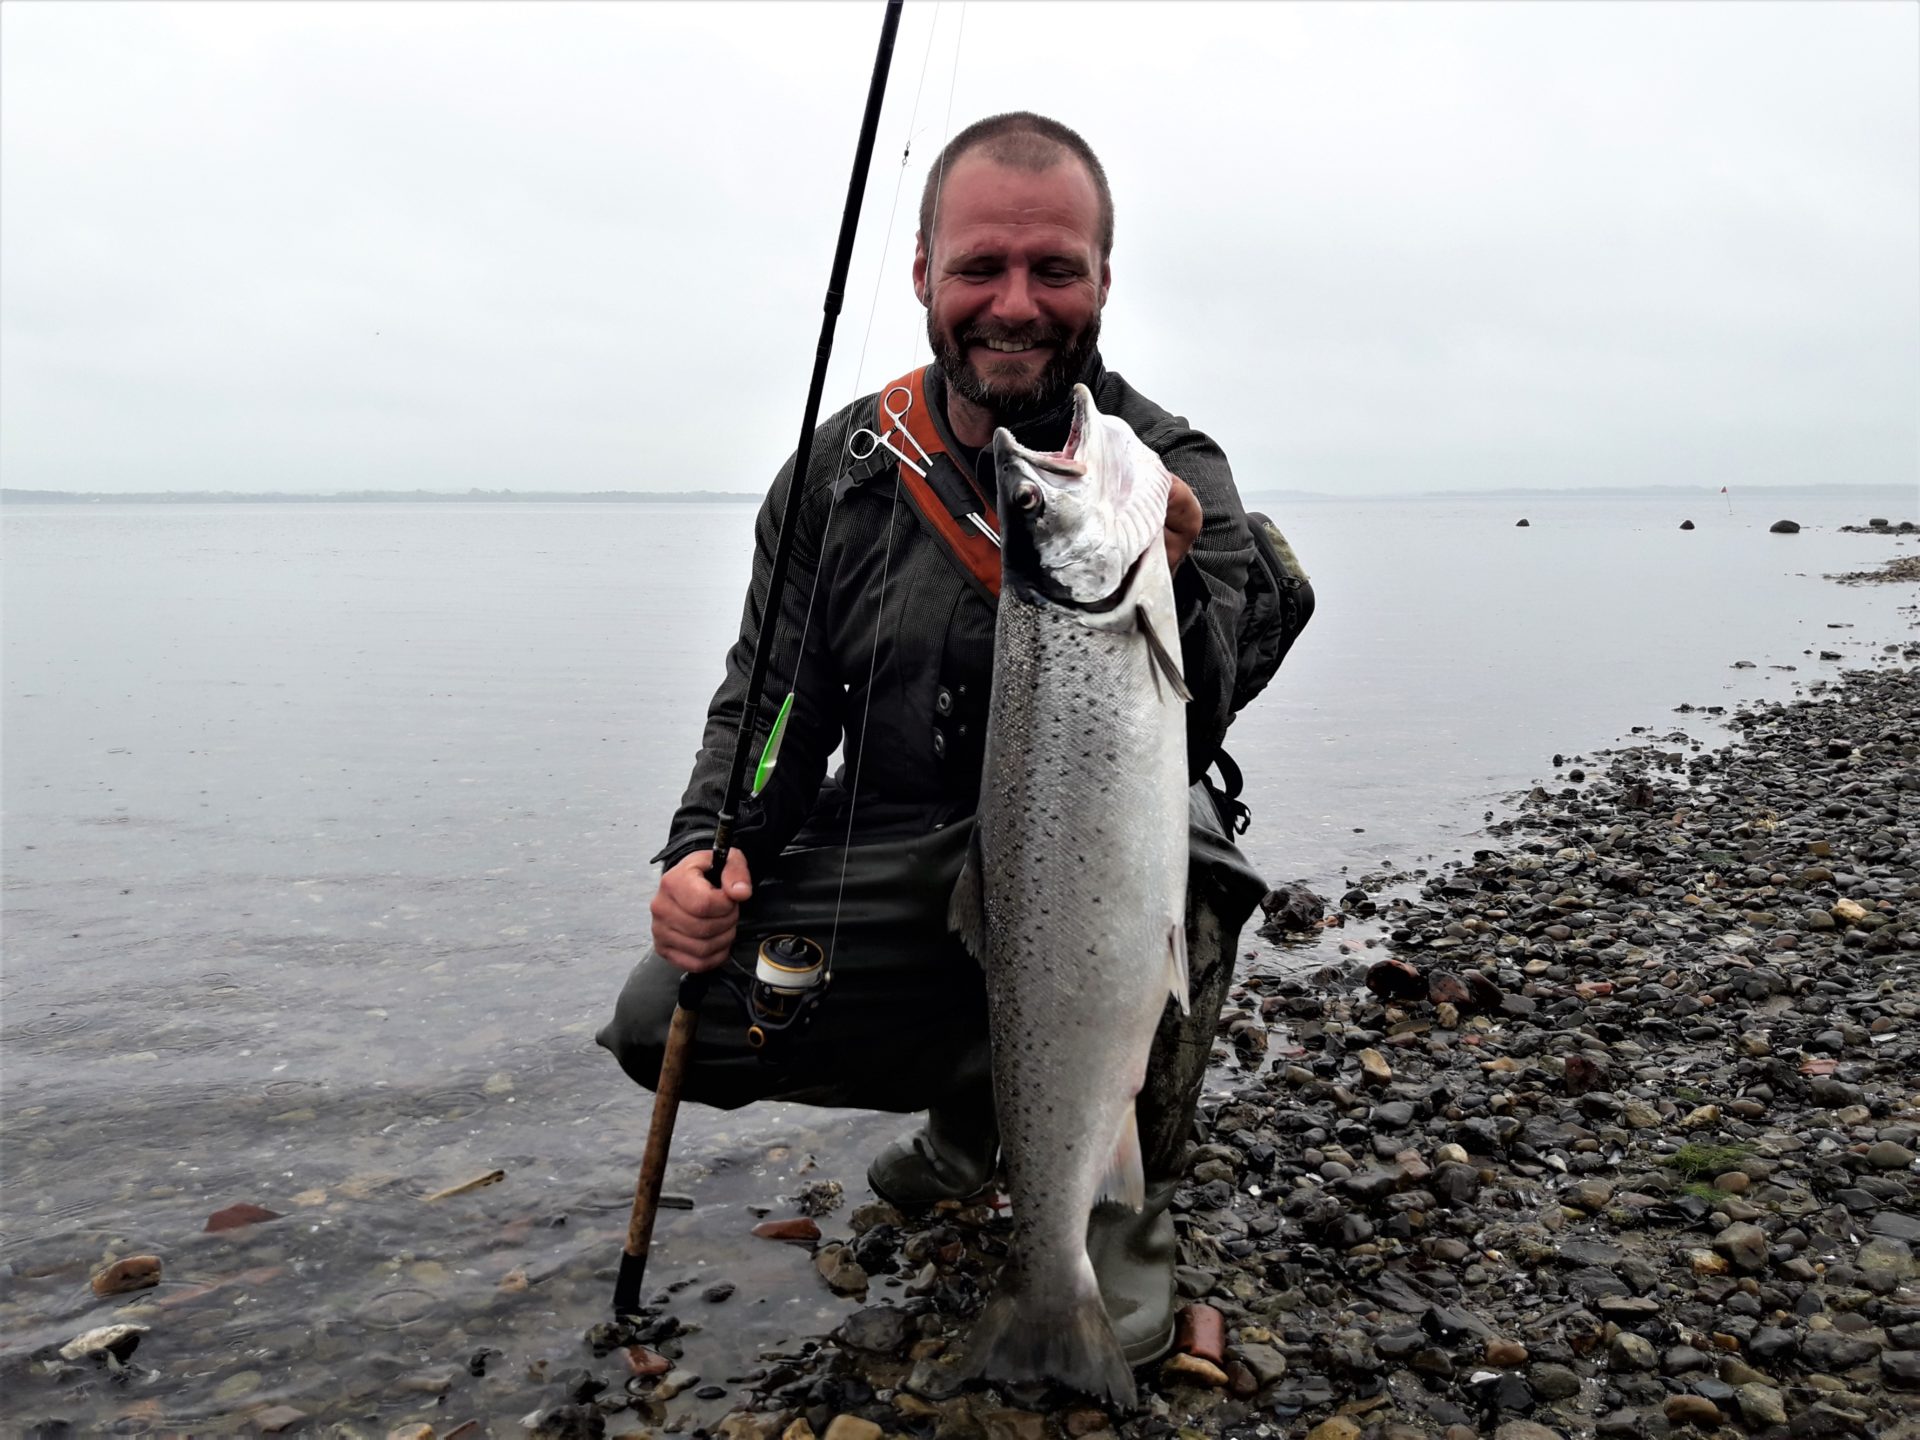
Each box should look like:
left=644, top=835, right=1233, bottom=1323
left=4, top=483, right=1910, bottom=506
left=0, top=488, right=764, bottom=505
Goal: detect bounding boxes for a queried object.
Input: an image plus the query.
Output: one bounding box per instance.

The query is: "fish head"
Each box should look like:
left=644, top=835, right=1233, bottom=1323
left=991, top=384, right=1172, bottom=609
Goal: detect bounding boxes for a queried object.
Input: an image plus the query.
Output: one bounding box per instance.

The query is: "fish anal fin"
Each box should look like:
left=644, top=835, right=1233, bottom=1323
left=1168, top=921, right=1190, bottom=1015
left=1096, top=1098, right=1147, bottom=1211
left=1135, top=604, right=1193, bottom=703
left=948, top=829, right=987, bottom=963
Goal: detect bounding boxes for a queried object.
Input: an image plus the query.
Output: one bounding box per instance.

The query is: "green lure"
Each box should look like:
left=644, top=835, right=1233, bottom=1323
left=752, top=693, right=795, bottom=797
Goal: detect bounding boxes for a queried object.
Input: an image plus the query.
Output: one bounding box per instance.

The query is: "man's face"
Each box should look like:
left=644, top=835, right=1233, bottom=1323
left=914, top=152, right=1111, bottom=424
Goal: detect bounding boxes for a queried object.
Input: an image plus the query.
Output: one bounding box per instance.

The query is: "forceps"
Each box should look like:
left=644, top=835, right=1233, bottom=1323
left=846, top=385, right=1000, bottom=549
left=847, top=385, right=934, bottom=477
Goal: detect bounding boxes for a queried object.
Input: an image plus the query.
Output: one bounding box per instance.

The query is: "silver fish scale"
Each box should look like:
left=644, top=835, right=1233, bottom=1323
left=975, top=588, right=1188, bottom=1295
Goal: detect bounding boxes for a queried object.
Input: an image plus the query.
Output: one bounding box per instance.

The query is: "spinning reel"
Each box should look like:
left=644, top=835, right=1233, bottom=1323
left=714, top=933, right=831, bottom=1051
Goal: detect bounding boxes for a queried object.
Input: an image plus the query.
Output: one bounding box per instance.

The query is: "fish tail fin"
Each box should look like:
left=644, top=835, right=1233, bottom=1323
left=1096, top=1098, right=1146, bottom=1210
left=1167, top=921, right=1190, bottom=1014
left=962, top=1262, right=1137, bottom=1407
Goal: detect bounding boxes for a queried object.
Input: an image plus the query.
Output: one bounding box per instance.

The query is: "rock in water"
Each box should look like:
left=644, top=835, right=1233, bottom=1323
left=951, top=387, right=1192, bottom=1408
left=60, top=1324, right=147, bottom=1362
left=90, top=1255, right=161, bottom=1296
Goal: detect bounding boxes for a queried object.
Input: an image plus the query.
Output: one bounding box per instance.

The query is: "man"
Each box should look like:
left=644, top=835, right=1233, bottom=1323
left=600, top=113, right=1285, bottom=1368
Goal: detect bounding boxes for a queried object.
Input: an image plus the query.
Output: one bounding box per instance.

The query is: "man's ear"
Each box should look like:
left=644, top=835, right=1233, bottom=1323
left=912, top=234, right=930, bottom=306
left=1099, top=259, right=1112, bottom=307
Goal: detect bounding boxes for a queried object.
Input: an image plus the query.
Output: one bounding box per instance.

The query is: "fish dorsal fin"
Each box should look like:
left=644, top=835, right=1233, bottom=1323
left=1096, top=1098, right=1147, bottom=1211
left=948, top=828, right=988, bottom=963
left=1168, top=921, right=1190, bottom=1015
left=1135, top=604, right=1193, bottom=703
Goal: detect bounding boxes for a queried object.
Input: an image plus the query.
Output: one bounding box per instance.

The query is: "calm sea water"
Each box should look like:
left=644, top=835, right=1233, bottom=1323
left=2, top=490, right=1913, bottom=1432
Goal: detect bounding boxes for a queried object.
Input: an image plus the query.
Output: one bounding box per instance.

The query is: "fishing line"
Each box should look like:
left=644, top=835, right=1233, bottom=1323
left=822, top=1, right=970, bottom=967
left=784, top=1, right=947, bottom=675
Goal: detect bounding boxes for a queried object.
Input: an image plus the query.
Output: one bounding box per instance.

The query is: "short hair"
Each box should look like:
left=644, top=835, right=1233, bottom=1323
left=918, top=112, right=1114, bottom=261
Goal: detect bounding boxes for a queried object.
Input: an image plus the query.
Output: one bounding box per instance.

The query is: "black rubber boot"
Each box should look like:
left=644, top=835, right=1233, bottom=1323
left=1086, top=1179, right=1181, bottom=1366
left=866, top=1081, right=999, bottom=1211
left=1089, top=891, right=1243, bottom=1368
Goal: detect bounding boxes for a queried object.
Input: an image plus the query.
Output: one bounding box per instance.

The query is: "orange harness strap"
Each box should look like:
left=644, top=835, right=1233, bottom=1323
left=879, top=366, right=1002, bottom=599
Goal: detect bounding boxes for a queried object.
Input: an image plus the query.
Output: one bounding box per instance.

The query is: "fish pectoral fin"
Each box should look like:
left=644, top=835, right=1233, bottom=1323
left=1134, top=604, right=1193, bottom=703
left=947, top=830, right=988, bottom=964
left=1167, top=921, right=1191, bottom=1015
left=1096, top=1098, right=1147, bottom=1211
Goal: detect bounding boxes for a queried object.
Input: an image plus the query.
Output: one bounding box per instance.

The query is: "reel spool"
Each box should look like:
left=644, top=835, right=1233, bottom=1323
left=744, top=934, right=828, bottom=1049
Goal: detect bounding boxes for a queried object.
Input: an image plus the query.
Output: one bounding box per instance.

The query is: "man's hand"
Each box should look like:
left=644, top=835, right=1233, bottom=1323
left=1165, top=473, right=1202, bottom=572
left=651, top=848, right=753, bottom=974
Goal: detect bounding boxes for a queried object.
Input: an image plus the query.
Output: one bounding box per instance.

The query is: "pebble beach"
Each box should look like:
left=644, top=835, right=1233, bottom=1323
left=560, top=556, right=1920, bottom=1440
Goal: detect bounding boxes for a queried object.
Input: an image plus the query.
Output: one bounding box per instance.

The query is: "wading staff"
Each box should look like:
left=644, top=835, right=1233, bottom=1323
left=614, top=0, right=905, bottom=1319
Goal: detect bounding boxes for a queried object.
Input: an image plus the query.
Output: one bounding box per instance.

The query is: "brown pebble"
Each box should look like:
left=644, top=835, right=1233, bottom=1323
left=1664, top=1395, right=1723, bottom=1427
left=1223, top=1358, right=1260, bottom=1399
left=1484, top=1338, right=1529, bottom=1366
left=1174, top=1302, right=1225, bottom=1364
left=821, top=1416, right=883, bottom=1440
left=751, top=1217, right=822, bottom=1244
left=253, top=1407, right=309, bottom=1434
left=1714, top=1171, right=1750, bottom=1194
left=1062, top=1408, right=1110, bottom=1437
left=1358, top=1047, right=1393, bottom=1087
left=205, top=1203, right=282, bottom=1233
left=386, top=1427, right=435, bottom=1440
left=1161, top=1352, right=1229, bottom=1387
left=91, top=1255, right=162, bottom=1296
left=625, top=1345, right=672, bottom=1377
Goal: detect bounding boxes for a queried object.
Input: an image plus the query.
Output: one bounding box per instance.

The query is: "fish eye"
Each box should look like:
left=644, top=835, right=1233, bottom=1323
left=1015, top=482, right=1042, bottom=514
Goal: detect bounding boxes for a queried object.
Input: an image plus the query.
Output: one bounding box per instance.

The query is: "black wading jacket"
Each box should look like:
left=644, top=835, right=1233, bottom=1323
left=654, top=354, right=1256, bottom=882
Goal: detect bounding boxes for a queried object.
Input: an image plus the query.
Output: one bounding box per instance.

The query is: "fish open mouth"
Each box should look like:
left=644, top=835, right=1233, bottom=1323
left=1015, top=386, right=1089, bottom=478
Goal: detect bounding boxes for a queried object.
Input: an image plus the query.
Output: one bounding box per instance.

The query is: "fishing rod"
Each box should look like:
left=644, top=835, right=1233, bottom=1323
left=614, top=0, right=905, bottom=1320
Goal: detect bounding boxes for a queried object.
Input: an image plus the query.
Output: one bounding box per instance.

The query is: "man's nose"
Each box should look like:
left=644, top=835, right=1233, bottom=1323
left=989, top=270, right=1040, bottom=325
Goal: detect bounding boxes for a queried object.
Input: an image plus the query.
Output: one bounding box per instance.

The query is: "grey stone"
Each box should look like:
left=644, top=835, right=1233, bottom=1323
left=1609, top=1332, right=1656, bottom=1372
left=1711, top=1221, right=1769, bottom=1273
left=1734, top=1383, right=1786, bottom=1427
left=1527, top=1362, right=1581, bottom=1400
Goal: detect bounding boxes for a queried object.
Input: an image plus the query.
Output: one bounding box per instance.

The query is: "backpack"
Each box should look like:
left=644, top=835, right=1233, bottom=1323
left=1230, top=511, right=1314, bottom=715
left=1208, top=512, right=1315, bottom=836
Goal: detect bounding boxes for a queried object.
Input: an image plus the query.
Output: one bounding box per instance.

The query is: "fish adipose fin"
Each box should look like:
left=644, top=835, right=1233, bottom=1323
left=948, top=830, right=988, bottom=962
left=1167, top=921, right=1191, bottom=1015
left=1097, top=1098, right=1147, bottom=1210
left=1134, top=605, right=1192, bottom=703
left=961, top=1267, right=1138, bottom=1408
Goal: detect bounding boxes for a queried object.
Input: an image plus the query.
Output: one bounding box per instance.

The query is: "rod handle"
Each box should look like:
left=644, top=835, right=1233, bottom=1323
left=613, top=971, right=712, bottom=1315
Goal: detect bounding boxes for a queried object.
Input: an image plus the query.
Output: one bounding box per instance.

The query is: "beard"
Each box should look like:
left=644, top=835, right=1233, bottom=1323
left=929, top=310, right=1101, bottom=427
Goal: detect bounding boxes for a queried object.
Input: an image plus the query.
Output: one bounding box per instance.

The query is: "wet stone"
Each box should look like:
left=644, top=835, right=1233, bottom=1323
left=1882, top=1351, right=1920, bottom=1387
left=1735, top=1382, right=1787, bottom=1426
left=1528, top=1362, right=1581, bottom=1399
left=836, top=1306, right=910, bottom=1356
left=1663, top=1394, right=1722, bottom=1427
left=1609, top=1333, right=1656, bottom=1372
left=1711, top=1222, right=1770, bottom=1272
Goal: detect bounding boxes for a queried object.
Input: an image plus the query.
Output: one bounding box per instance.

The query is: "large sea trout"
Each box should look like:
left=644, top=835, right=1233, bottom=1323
left=950, top=384, right=1193, bottom=1407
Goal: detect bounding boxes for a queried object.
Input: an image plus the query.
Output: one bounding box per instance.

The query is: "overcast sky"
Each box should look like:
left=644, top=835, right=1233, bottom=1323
left=3, top=1, right=1915, bottom=496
